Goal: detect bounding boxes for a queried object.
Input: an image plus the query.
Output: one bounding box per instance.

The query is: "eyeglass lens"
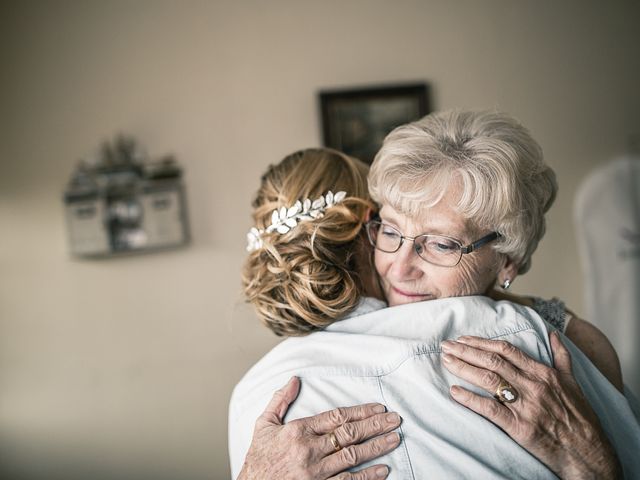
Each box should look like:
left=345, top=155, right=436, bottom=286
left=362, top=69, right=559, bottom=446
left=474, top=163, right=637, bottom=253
left=367, top=221, right=463, bottom=267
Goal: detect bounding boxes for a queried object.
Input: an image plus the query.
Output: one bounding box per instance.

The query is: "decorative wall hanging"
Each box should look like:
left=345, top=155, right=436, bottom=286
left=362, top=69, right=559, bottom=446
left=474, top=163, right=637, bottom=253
left=319, top=83, right=430, bottom=164
left=63, top=135, right=189, bottom=257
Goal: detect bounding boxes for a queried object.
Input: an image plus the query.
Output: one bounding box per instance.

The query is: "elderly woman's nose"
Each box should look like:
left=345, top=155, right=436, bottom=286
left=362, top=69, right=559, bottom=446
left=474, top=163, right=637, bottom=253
left=389, top=241, right=422, bottom=274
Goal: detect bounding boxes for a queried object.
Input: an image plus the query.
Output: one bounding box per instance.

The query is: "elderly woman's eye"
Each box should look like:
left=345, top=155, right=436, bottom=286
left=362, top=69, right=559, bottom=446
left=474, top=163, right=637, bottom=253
left=427, top=237, right=458, bottom=253
left=381, top=227, right=400, bottom=238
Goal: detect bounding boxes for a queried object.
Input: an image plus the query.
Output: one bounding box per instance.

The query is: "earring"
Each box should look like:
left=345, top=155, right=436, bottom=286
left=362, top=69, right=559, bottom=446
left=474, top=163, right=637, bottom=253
left=501, top=279, right=511, bottom=290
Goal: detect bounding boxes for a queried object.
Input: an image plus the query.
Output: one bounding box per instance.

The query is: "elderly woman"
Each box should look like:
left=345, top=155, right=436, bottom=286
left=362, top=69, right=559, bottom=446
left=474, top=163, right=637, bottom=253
left=231, top=113, right=639, bottom=479
left=366, top=110, right=622, bottom=389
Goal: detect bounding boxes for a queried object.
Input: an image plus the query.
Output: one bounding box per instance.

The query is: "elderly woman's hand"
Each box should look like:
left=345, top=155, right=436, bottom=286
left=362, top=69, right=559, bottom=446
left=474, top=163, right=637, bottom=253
left=238, top=377, right=401, bottom=480
left=440, top=331, right=621, bottom=480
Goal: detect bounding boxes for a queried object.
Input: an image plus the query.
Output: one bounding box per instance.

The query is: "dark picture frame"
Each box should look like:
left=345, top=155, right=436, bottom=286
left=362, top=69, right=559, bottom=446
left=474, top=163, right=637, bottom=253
left=320, top=83, right=430, bottom=164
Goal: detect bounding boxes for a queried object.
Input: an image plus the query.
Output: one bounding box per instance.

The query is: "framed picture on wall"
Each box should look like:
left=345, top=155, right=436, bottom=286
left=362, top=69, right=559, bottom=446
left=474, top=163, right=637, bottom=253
left=319, top=83, right=430, bottom=164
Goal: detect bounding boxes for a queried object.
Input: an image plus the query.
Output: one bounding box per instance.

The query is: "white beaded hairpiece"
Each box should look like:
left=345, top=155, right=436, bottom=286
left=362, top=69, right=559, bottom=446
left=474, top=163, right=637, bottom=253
left=246, top=190, right=347, bottom=252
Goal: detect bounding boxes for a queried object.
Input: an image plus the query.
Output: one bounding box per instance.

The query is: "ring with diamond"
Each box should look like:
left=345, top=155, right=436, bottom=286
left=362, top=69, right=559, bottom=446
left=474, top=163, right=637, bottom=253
left=494, top=380, right=518, bottom=404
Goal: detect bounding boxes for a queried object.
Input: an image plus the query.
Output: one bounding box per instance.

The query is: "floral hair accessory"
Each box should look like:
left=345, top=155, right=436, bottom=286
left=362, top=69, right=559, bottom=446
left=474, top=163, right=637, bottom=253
left=246, top=190, right=347, bottom=252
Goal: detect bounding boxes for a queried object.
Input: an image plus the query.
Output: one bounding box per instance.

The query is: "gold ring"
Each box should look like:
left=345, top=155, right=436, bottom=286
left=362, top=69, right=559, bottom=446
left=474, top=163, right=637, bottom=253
left=328, top=431, right=342, bottom=452
left=494, top=380, right=518, bottom=404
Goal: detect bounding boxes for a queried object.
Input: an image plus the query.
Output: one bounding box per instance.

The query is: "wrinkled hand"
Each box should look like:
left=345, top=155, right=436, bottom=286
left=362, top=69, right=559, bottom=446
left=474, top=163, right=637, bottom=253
left=440, top=331, right=621, bottom=479
left=238, top=377, right=401, bottom=480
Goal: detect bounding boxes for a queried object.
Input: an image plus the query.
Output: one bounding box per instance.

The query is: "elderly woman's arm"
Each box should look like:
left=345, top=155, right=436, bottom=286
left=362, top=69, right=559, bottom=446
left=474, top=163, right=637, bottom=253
left=563, top=314, right=623, bottom=391
left=441, top=331, right=622, bottom=479
left=237, top=377, right=401, bottom=480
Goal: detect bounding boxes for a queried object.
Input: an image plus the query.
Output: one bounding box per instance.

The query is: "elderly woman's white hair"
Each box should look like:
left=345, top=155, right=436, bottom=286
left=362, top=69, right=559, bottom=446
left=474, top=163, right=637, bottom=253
left=368, top=109, right=557, bottom=275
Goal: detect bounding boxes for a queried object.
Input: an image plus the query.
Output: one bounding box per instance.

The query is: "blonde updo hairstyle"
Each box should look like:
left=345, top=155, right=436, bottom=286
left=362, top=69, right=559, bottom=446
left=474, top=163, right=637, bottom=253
left=242, top=148, right=374, bottom=337
left=369, top=109, right=557, bottom=275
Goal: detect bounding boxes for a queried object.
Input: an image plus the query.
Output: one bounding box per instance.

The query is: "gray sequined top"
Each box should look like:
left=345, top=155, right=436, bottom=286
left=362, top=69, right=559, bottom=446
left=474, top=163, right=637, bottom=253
left=531, top=296, right=570, bottom=332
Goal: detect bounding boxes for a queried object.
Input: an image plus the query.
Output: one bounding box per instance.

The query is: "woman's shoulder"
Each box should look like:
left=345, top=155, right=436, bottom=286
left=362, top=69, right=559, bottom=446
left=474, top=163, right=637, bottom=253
left=490, top=291, right=568, bottom=329
left=341, top=296, right=387, bottom=319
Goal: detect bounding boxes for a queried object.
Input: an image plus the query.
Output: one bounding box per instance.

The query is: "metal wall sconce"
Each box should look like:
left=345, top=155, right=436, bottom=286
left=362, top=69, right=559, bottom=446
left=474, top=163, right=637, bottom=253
left=64, top=135, right=190, bottom=257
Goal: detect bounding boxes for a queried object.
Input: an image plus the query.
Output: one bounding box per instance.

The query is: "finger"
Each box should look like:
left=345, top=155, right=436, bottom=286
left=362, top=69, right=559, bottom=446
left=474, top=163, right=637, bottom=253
left=441, top=351, right=506, bottom=395
left=455, top=336, right=539, bottom=372
left=323, top=413, right=402, bottom=454
left=319, top=432, right=400, bottom=478
left=441, top=340, right=520, bottom=382
left=258, top=376, right=300, bottom=426
left=550, top=331, right=572, bottom=375
left=328, top=464, right=389, bottom=479
left=303, top=403, right=388, bottom=435
left=449, top=385, right=513, bottom=432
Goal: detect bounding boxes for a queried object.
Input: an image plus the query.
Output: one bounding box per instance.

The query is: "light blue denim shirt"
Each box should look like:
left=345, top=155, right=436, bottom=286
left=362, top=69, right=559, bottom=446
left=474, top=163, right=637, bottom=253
left=228, top=296, right=640, bottom=479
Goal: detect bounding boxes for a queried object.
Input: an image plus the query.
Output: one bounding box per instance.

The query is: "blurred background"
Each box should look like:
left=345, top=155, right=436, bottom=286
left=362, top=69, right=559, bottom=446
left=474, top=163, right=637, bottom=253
left=1, top=1, right=639, bottom=478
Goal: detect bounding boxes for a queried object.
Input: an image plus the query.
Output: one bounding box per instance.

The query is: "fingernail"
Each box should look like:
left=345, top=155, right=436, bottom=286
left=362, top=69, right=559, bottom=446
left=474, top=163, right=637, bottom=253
left=282, top=377, right=295, bottom=388
left=373, top=404, right=386, bottom=414
left=385, top=412, right=401, bottom=425
left=385, top=432, right=400, bottom=444
left=441, top=340, right=454, bottom=352
left=375, top=465, right=389, bottom=477
left=450, top=385, right=462, bottom=397
left=457, top=336, right=472, bottom=344
left=442, top=353, right=454, bottom=363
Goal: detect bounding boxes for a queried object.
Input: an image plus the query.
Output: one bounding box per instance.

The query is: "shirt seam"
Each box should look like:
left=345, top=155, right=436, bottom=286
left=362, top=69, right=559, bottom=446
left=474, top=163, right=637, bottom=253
left=379, top=324, right=547, bottom=378
left=377, top=375, right=415, bottom=480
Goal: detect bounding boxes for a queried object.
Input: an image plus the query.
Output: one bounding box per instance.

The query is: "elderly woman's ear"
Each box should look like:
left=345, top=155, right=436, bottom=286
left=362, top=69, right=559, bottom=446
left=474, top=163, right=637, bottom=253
left=497, top=256, right=519, bottom=290
left=364, top=207, right=375, bottom=222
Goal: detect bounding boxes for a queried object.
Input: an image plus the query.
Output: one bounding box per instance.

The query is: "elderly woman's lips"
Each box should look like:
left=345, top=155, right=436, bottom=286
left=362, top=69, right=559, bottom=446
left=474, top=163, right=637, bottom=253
left=392, top=286, right=429, bottom=297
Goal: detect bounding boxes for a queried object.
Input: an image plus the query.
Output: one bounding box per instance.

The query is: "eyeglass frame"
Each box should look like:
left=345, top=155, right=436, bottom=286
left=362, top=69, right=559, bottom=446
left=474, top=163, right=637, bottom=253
left=364, top=220, right=502, bottom=267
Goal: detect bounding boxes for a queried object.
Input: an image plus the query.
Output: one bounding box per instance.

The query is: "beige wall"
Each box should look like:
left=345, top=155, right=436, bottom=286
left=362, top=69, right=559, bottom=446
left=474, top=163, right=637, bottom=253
left=1, top=1, right=639, bottom=478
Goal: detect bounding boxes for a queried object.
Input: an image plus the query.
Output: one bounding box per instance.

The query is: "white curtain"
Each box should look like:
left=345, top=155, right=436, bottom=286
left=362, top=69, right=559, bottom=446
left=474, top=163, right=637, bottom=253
left=575, top=155, right=640, bottom=397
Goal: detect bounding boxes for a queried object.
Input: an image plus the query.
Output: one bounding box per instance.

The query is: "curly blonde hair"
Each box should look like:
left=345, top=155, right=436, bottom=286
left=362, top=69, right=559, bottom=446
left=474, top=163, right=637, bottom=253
left=242, top=148, right=374, bottom=337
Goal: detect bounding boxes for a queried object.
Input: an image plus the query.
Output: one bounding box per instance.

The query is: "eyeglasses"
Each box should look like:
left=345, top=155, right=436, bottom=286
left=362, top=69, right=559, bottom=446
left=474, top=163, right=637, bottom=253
left=365, top=220, right=501, bottom=267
